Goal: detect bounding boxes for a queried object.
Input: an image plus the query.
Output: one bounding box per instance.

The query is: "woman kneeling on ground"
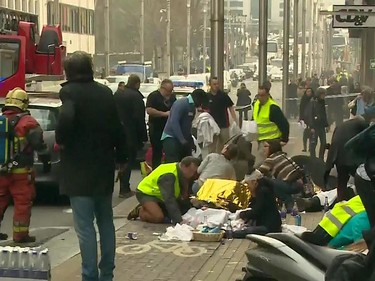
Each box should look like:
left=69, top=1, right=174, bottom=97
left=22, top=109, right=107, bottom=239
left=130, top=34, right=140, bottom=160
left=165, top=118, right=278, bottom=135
left=258, top=139, right=304, bottom=211
left=234, top=170, right=282, bottom=238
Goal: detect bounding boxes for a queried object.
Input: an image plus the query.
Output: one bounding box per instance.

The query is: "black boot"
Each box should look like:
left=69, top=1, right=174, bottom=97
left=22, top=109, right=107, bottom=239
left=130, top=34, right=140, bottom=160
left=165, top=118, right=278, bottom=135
left=0, top=233, right=8, bottom=240
left=14, top=235, right=36, bottom=244
left=296, top=196, right=322, bottom=212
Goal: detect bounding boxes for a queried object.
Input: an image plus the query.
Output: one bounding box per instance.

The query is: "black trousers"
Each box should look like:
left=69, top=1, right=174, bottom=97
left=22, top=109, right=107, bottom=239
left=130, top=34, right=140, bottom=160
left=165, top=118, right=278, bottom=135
left=163, top=137, right=191, bottom=163
left=149, top=126, right=163, bottom=169
left=119, top=148, right=137, bottom=194
left=336, top=165, right=355, bottom=202
left=303, top=127, right=309, bottom=151
left=355, top=174, right=375, bottom=228
left=309, top=127, right=326, bottom=160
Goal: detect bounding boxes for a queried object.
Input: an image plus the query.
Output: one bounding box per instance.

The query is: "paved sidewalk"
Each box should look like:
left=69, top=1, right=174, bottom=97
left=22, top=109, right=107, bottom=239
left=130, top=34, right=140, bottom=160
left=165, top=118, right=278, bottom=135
left=52, top=204, right=323, bottom=281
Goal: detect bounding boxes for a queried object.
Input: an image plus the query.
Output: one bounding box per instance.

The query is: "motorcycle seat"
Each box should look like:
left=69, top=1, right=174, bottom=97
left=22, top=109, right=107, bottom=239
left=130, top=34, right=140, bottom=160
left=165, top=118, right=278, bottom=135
left=267, top=232, right=355, bottom=271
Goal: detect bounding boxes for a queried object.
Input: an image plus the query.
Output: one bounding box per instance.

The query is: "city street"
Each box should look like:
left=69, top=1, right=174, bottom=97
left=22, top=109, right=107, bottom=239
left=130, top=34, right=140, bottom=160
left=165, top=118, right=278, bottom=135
left=0, top=79, right=314, bottom=270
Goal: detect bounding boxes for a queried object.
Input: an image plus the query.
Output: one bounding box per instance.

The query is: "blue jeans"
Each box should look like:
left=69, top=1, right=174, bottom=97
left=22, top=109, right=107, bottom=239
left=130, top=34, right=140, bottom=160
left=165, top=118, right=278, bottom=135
left=271, top=179, right=303, bottom=210
left=70, top=195, right=115, bottom=281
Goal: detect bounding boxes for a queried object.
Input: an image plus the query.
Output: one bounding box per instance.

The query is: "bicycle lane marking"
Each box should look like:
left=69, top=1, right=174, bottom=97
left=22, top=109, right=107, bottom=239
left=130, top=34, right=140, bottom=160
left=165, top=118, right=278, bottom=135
left=116, top=240, right=208, bottom=257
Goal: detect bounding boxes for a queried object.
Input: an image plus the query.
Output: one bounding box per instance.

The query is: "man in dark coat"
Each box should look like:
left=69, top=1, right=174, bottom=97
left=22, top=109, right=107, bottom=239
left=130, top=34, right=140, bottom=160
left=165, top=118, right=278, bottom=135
left=324, top=116, right=369, bottom=201
left=56, top=51, right=128, bottom=281
left=114, top=74, right=148, bottom=198
left=306, top=87, right=329, bottom=159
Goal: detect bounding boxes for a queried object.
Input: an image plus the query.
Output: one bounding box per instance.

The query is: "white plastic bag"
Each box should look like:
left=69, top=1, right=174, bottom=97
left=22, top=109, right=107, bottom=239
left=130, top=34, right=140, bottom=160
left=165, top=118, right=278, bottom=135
left=241, top=120, right=258, bottom=135
left=229, top=122, right=241, bottom=137
left=192, top=135, right=202, bottom=158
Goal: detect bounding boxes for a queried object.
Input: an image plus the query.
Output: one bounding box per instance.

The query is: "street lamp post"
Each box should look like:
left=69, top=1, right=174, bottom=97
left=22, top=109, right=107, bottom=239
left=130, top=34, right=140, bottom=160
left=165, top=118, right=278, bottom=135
left=104, top=0, right=110, bottom=77
left=259, top=0, right=268, bottom=86
left=140, top=0, right=145, bottom=63
left=210, top=0, right=225, bottom=88
left=293, top=0, right=299, bottom=80
left=312, top=0, right=317, bottom=75
left=203, top=0, right=208, bottom=73
left=282, top=0, right=290, bottom=110
left=307, top=0, right=313, bottom=77
left=301, top=0, right=306, bottom=79
left=187, top=0, right=191, bottom=75
left=166, top=0, right=171, bottom=77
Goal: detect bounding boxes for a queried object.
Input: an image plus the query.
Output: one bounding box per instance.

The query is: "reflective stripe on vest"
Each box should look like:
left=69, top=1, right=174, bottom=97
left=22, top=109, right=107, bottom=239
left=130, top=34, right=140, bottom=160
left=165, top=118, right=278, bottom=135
left=253, top=98, right=282, bottom=141
left=137, top=163, right=181, bottom=200
left=319, top=195, right=365, bottom=237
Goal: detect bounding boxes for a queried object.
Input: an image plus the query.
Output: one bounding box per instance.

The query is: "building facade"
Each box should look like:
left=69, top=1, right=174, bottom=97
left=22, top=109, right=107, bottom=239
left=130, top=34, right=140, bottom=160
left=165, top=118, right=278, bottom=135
left=225, top=0, right=244, bottom=16
left=0, top=0, right=95, bottom=55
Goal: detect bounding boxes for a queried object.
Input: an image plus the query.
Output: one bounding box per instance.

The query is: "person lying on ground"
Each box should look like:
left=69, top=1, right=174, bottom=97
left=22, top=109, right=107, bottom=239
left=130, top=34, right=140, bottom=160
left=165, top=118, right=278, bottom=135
left=191, top=178, right=251, bottom=212
left=258, top=139, right=304, bottom=210
left=233, top=170, right=282, bottom=238
left=301, top=195, right=369, bottom=247
left=296, top=185, right=357, bottom=212
left=127, top=156, right=201, bottom=223
left=192, top=144, right=237, bottom=195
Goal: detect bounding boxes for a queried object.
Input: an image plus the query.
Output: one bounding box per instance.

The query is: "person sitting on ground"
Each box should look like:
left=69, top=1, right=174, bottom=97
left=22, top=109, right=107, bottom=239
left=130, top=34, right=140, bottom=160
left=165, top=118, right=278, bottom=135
left=258, top=139, right=304, bottom=210
left=192, top=144, right=237, bottom=195
left=233, top=170, right=282, bottom=238
left=301, top=195, right=370, bottom=249
left=296, top=185, right=357, bottom=213
left=127, top=156, right=201, bottom=224
left=227, top=134, right=256, bottom=181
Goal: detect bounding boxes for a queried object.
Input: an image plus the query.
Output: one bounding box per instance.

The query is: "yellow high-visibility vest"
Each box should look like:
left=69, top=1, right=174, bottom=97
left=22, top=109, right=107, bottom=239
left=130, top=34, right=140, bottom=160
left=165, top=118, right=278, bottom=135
left=137, top=162, right=180, bottom=200
left=319, top=195, right=365, bottom=237
left=253, top=98, right=282, bottom=141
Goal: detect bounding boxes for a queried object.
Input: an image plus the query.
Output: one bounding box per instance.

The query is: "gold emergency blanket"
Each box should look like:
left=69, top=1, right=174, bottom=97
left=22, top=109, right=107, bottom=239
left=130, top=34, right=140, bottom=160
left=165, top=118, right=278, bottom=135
left=196, top=179, right=251, bottom=211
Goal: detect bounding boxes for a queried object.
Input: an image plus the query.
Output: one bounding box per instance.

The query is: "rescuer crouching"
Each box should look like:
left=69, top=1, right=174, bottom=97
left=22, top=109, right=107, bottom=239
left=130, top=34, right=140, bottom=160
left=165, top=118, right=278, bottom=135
left=0, top=88, right=51, bottom=243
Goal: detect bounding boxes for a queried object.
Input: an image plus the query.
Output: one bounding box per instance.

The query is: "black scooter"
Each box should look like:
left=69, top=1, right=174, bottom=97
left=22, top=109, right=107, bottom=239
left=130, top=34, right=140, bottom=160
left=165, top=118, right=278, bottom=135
left=240, top=233, right=358, bottom=281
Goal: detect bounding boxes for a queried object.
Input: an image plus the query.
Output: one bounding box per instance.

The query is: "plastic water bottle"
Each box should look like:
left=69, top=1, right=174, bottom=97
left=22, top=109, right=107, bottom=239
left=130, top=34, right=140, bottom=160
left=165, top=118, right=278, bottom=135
left=291, top=201, right=299, bottom=217
left=39, top=250, right=50, bottom=271
left=323, top=196, right=330, bottom=213
left=280, top=203, right=287, bottom=223
left=225, top=220, right=233, bottom=240
left=0, top=248, right=9, bottom=268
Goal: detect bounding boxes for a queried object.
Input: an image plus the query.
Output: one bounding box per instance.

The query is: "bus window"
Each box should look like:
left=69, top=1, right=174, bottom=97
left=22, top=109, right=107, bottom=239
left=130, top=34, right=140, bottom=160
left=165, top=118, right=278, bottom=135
left=0, top=41, right=20, bottom=81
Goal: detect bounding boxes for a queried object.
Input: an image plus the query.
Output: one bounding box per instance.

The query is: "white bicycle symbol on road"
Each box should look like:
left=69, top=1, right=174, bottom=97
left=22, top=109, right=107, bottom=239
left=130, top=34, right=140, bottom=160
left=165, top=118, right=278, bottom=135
left=116, top=240, right=207, bottom=257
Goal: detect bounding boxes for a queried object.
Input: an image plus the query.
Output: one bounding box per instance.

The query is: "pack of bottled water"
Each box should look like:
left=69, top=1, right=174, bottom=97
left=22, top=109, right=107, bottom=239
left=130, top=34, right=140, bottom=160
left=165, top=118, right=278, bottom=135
left=0, top=246, right=51, bottom=280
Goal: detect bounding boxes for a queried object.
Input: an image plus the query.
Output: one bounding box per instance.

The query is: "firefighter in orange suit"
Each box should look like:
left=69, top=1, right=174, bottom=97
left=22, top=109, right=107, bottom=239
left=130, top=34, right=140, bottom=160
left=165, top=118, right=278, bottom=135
left=0, top=88, right=50, bottom=243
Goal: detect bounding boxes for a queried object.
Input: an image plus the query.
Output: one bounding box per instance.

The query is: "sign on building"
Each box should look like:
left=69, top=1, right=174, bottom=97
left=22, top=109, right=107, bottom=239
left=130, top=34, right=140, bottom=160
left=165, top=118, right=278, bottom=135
left=370, top=59, right=375, bottom=70
left=332, top=5, right=375, bottom=28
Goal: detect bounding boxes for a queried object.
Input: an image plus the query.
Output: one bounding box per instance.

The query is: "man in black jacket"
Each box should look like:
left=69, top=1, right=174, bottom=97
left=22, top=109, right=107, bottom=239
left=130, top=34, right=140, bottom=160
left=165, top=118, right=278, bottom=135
left=306, top=87, right=329, bottom=159
left=56, top=51, right=128, bottom=281
left=114, top=74, right=148, bottom=198
left=325, top=115, right=371, bottom=201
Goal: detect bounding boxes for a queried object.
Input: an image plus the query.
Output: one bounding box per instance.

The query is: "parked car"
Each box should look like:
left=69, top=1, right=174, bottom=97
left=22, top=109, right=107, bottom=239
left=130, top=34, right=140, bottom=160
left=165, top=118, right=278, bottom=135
left=269, top=66, right=283, bottom=82
left=0, top=93, right=61, bottom=188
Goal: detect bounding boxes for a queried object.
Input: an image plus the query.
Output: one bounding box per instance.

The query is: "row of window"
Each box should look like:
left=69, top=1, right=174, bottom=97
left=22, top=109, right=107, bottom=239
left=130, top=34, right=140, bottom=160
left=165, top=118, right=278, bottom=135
left=47, top=2, right=94, bottom=35
left=0, top=0, right=40, bottom=14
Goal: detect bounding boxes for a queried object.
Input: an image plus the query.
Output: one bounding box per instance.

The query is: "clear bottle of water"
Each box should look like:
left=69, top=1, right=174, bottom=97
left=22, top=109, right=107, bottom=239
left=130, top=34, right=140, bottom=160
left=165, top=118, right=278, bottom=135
left=323, top=196, right=330, bottom=213
left=291, top=201, right=299, bottom=217
left=280, top=203, right=287, bottom=224
left=0, top=249, right=9, bottom=269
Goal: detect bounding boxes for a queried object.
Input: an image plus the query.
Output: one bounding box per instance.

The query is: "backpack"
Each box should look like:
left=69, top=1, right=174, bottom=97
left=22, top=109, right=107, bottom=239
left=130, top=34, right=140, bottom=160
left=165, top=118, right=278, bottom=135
left=0, top=113, right=28, bottom=171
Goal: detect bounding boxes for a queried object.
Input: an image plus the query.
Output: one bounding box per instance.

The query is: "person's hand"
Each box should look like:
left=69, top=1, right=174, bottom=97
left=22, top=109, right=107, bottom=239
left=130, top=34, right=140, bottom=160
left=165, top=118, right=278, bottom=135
left=280, top=141, right=287, bottom=146
left=163, top=111, right=170, bottom=117
left=311, top=128, right=315, bottom=134
left=117, top=163, right=127, bottom=176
